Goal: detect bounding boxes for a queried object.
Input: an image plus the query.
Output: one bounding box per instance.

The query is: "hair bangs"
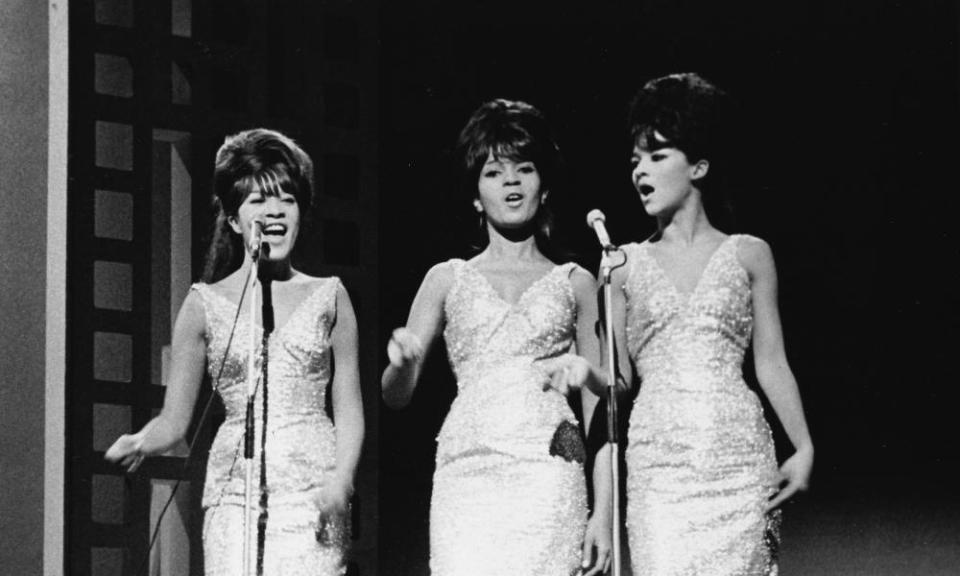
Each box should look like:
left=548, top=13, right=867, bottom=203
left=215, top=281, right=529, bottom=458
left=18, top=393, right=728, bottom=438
left=634, top=124, right=677, bottom=152
left=227, top=164, right=307, bottom=213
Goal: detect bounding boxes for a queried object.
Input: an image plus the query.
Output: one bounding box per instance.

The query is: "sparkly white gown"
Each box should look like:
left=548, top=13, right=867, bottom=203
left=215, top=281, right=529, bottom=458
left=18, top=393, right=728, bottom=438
left=430, top=259, right=589, bottom=576
left=193, top=278, right=347, bottom=576
left=622, top=235, right=781, bottom=576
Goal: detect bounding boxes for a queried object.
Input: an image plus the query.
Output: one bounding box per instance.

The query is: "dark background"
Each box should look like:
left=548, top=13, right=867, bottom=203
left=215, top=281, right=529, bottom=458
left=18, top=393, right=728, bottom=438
left=378, top=1, right=960, bottom=574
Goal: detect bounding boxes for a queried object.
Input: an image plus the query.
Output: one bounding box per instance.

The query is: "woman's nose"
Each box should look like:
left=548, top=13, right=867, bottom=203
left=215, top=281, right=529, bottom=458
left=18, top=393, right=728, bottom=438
left=263, top=197, right=285, bottom=215
left=632, top=160, right=647, bottom=179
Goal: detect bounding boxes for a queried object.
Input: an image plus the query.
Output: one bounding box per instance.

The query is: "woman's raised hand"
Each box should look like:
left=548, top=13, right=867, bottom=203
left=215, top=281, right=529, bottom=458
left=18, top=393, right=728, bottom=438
left=767, top=445, right=813, bottom=510
left=386, top=327, right=424, bottom=370
left=538, top=353, right=594, bottom=396
left=104, top=432, right=147, bottom=473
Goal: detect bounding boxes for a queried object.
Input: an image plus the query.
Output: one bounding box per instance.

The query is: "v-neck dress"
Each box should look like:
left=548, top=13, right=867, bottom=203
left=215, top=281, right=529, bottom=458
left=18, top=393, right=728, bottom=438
left=429, top=259, right=589, bottom=576
left=192, top=278, right=347, bottom=576
left=622, top=235, right=781, bottom=576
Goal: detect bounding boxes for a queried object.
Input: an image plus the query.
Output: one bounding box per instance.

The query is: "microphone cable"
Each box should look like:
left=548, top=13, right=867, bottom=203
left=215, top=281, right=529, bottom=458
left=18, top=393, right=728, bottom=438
left=131, top=262, right=257, bottom=576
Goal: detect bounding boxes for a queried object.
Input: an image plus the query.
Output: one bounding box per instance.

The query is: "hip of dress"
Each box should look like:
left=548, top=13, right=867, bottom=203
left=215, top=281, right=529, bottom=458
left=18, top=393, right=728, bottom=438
left=203, top=413, right=337, bottom=509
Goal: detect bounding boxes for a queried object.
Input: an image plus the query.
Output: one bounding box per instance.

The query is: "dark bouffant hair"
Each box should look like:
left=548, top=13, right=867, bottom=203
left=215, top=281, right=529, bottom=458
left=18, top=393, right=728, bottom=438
left=628, top=72, right=729, bottom=162
left=202, top=128, right=315, bottom=282
left=629, top=73, right=736, bottom=225
left=455, top=99, right=562, bottom=250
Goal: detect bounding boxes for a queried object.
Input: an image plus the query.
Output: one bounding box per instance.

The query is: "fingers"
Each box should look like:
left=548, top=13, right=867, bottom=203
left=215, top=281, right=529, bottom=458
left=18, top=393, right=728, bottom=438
left=388, top=328, right=423, bottom=367
left=104, top=435, right=132, bottom=462
left=539, top=355, right=587, bottom=395
left=551, top=367, right=571, bottom=394
left=543, top=364, right=577, bottom=395
left=315, top=513, right=330, bottom=544
left=580, top=538, right=595, bottom=575
left=766, top=480, right=801, bottom=511
left=105, top=435, right=144, bottom=473
left=581, top=543, right=611, bottom=576
left=126, top=453, right=145, bottom=474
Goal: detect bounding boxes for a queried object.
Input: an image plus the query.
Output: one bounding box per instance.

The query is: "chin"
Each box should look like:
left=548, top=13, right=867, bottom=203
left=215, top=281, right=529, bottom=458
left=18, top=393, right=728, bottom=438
left=262, top=246, right=292, bottom=261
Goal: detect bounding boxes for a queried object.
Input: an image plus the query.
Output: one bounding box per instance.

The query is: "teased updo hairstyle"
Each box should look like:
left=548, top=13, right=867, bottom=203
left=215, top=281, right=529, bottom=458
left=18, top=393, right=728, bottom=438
left=628, top=73, right=735, bottom=225
left=202, top=128, right=315, bottom=282
left=455, top=99, right=562, bottom=251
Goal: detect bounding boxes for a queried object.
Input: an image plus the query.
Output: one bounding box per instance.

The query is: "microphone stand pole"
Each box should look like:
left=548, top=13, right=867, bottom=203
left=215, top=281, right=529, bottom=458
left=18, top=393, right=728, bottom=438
left=243, top=243, right=272, bottom=576
left=242, top=251, right=259, bottom=576
left=256, top=246, right=273, bottom=576
left=600, top=246, right=622, bottom=576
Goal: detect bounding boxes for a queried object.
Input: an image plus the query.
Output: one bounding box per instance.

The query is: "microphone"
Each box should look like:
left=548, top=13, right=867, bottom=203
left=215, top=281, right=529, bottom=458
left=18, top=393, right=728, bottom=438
left=249, top=220, right=264, bottom=261
left=586, top=209, right=614, bottom=250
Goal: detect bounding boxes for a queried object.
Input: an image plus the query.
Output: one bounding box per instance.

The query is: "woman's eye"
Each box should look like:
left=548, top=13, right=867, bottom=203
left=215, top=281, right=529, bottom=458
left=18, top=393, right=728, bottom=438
left=518, top=165, right=536, bottom=174
left=483, top=170, right=500, bottom=178
left=651, top=153, right=667, bottom=162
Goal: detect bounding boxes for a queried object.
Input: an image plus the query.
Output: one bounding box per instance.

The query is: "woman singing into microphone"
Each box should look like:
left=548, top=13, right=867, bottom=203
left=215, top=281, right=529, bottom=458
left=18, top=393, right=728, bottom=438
left=607, top=73, right=814, bottom=576
left=382, top=99, right=613, bottom=576
left=106, top=128, right=364, bottom=575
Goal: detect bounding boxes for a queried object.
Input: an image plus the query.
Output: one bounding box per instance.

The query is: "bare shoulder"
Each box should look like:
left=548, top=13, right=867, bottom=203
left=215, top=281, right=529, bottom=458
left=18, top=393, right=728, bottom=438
left=609, top=241, right=642, bottom=286
left=176, top=287, right=208, bottom=335
left=735, top=234, right=777, bottom=279
left=412, top=260, right=457, bottom=304
left=567, top=264, right=597, bottom=298
left=424, top=260, right=456, bottom=288
left=181, top=286, right=206, bottom=313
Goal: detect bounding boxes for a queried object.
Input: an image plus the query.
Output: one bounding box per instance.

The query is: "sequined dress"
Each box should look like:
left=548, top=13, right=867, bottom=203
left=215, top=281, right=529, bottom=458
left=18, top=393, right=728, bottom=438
left=622, top=235, right=781, bottom=576
left=430, top=259, right=589, bottom=576
left=193, top=278, right=347, bottom=576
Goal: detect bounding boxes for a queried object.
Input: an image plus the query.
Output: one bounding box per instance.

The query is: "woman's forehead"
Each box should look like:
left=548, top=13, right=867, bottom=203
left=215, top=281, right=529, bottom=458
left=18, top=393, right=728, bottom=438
left=484, top=146, right=531, bottom=164
left=635, top=129, right=672, bottom=152
left=248, top=171, right=293, bottom=195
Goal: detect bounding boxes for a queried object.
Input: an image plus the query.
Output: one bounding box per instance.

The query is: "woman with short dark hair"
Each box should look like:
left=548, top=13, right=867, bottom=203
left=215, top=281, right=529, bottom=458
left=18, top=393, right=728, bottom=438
left=107, top=128, right=364, bottom=575
left=382, top=99, right=613, bottom=576
left=609, top=73, right=814, bottom=575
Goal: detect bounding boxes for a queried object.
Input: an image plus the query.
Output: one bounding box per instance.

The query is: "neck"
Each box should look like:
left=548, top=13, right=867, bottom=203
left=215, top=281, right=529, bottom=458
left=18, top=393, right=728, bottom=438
left=656, top=193, right=715, bottom=245
left=483, top=223, right=543, bottom=262
left=240, top=253, right=294, bottom=282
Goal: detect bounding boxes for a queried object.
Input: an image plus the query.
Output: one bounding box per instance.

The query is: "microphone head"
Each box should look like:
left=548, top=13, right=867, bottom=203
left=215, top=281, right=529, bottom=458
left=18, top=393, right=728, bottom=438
left=249, top=220, right=265, bottom=258
left=586, top=209, right=606, bottom=227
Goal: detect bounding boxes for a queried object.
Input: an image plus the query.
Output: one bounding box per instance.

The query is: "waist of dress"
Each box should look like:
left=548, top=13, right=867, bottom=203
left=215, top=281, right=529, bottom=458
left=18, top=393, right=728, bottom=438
left=216, top=412, right=335, bottom=442
left=637, top=359, right=743, bottom=387
left=452, top=355, right=549, bottom=387
left=221, top=403, right=329, bottom=421
left=438, top=358, right=576, bottom=463
left=204, top=415, right=337, bottom=508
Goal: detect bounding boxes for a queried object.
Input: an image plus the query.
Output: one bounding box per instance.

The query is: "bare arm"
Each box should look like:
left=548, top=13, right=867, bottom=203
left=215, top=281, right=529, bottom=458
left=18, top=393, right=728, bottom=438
left=328, top=282, right=365, bottom=495
left=606, top=262, right=635, bottom=393
left=741, top=236, right=814, bottom=507
left=572, top=267, right=606, bottom=429
left=105, top=289, right=207, bottom=468
left=582, top=442, right=614, bottom=575
left=570, top=267, right=613, bottom=575
left=381, top=262, right=453, bottom=409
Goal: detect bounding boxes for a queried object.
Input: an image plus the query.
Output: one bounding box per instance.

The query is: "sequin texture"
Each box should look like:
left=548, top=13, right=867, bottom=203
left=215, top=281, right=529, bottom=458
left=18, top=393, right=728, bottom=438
left=622, top=235, right=781, bottom=576
left=430, top=260, right=589, bottom=576
left=193, top=278, right=347, bottom=576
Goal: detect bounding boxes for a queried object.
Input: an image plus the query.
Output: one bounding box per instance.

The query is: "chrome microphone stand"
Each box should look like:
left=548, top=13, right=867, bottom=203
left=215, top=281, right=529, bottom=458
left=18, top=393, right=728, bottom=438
left=242, top=241, right=273, bottom=576
left=242, top=250, right=259, bottom=576
left=599, top=245, right=624, bottom=576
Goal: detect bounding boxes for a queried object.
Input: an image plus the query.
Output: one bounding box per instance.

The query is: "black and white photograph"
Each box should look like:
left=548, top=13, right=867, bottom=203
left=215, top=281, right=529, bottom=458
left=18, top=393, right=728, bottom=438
left=1, top=1, right=957, bottom=575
